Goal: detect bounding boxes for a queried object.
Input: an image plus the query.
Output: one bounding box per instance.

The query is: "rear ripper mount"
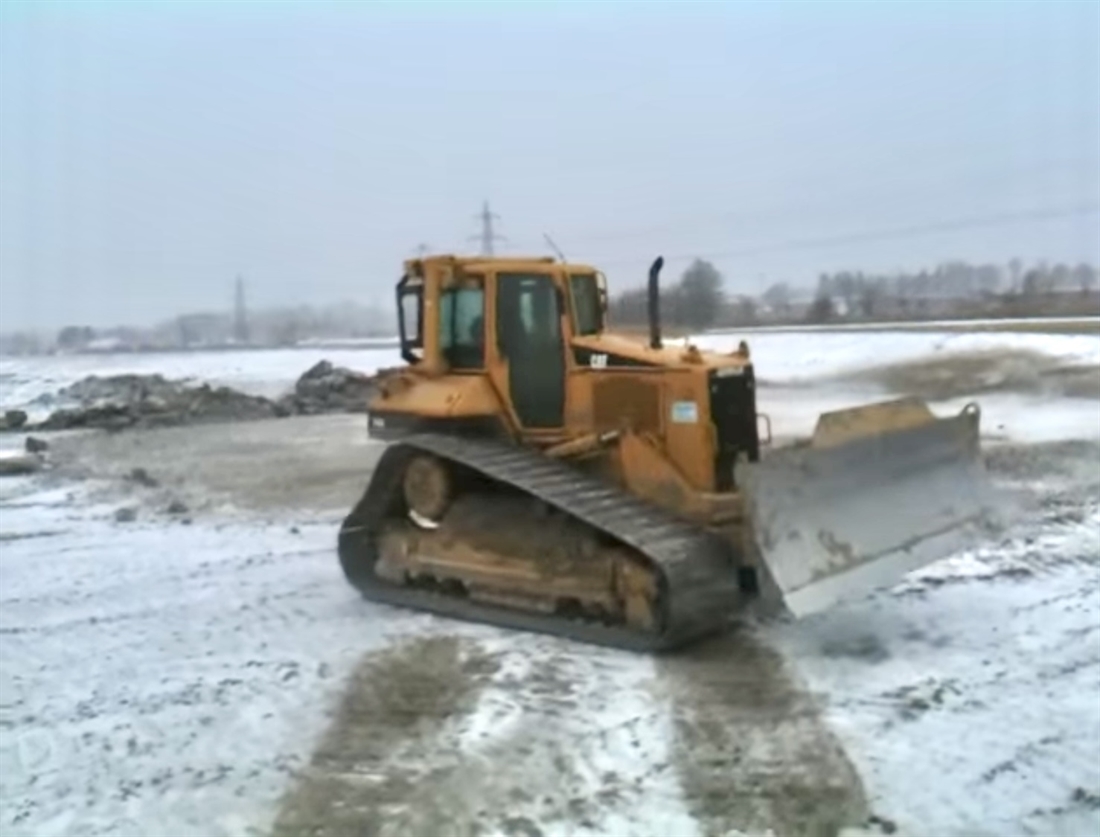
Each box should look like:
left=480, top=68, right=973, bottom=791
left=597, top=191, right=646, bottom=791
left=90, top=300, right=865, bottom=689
left=337, top=433, right=745, bottom=652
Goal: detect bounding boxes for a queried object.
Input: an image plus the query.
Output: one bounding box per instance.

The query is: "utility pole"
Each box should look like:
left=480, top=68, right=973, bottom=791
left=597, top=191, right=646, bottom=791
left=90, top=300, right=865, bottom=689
left=233, top=274, right=249, bottom=345
left=469, top=200, right=506, bottom=256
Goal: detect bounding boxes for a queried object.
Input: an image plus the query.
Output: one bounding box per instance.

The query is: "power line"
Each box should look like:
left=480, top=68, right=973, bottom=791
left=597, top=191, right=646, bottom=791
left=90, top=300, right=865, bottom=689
left=543, top=157, right=1099, bottom=248
left=591, top=204, right=1100, bottom=271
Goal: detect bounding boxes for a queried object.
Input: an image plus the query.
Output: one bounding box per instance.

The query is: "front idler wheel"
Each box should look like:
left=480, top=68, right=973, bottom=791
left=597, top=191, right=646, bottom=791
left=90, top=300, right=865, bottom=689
left=403, top=454, right=453, bottom=530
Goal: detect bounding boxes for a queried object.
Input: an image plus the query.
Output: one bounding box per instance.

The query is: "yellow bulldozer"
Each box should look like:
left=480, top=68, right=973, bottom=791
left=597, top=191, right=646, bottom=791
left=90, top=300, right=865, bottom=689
left=338, top=254, right=996, bottom=651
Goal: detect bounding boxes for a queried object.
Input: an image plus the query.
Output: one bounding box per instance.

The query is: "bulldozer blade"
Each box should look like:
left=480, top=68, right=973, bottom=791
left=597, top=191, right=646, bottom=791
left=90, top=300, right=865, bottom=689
left=739, top=398, right=999, bottom=618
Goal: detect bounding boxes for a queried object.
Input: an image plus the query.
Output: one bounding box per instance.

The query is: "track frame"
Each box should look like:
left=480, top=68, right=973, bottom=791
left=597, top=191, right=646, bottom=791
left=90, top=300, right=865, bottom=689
left=338, top=433, right=744, bottom=652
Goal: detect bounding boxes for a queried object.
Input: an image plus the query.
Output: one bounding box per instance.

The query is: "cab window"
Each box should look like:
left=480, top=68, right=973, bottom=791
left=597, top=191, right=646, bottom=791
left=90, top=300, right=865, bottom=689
left=397, top=277, right=424, bottom=364
left=497, top=273, right=563, bottom=353
left=439, top=277, right=485, bottom=369
left=570, top=274, right=603, bottom=336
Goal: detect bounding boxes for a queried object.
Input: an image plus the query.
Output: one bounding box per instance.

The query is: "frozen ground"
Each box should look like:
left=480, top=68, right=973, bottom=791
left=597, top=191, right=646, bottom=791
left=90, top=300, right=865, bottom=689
left=1, top=326, right=1099, bottom=837
left=766, top=440, right=1100, bottom=837
left=0, top=483, right=378, bottom=837
left=0, top=429, right=866, bottom=837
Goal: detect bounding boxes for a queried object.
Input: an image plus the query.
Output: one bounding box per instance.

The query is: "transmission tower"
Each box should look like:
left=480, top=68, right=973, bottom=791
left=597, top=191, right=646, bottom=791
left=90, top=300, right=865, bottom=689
left=469, top=200, right=506, bottom=255
left=233, top=274, right=249, bottom=345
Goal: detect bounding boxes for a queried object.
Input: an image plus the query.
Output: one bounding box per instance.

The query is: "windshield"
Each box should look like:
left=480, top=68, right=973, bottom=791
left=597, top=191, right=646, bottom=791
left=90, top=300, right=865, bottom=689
left=570, top=274, right=603, bottom=336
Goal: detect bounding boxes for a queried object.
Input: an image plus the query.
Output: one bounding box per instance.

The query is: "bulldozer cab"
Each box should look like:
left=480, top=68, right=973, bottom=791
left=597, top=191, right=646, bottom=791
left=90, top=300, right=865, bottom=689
left=394, top=256, right=622, bottom=432
left=385, top=255, right=763, bottom=501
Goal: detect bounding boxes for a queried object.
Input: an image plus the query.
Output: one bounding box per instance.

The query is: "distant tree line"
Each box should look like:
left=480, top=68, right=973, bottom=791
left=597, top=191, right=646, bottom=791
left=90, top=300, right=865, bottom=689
left=0, top=301, right=395, bottom=356
left=5, top=257, right=1096, bottom=356
left=604, top=256, right=1098, bottom=331
left=149, top=301, right=393, bottom=348
left=609, top=259, right=727, bottom=331
left=804, top=259, right=1099, bottom=323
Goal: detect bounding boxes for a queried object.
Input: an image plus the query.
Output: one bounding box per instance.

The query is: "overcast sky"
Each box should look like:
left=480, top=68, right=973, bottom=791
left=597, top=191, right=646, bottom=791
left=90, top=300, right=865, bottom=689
left=1, top=0, right=1098, bottom=331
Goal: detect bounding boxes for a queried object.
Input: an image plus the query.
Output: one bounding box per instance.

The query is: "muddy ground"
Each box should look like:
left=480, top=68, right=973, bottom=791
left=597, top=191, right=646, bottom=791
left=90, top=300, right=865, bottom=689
left=270, top=635, right=504, bottom=837
left=657, top=634, right=868, bottom=837
left=265, top=629, right=869, bottom=837
left=27, top=413, right=877, bottom=837
left=41, top=413, right=383, bottom=520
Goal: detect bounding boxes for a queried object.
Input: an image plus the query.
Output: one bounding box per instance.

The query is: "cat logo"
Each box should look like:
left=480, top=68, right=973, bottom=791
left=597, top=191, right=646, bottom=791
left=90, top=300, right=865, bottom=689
left=589, top=353, right=609, bottom=369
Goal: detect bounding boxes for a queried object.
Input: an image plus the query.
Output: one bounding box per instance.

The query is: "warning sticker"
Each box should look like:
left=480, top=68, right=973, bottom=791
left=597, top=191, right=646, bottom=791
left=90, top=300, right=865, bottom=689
left=671, top=400, right=699, bottom=424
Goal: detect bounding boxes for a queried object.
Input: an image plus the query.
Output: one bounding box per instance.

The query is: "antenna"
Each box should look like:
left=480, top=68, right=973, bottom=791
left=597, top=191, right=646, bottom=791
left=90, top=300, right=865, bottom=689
left=543, top=233, right=567, bottom=262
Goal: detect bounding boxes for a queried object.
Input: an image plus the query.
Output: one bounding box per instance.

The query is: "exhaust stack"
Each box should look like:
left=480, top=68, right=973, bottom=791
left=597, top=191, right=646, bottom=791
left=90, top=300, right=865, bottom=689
left=648, top=256, right=664, bottom=350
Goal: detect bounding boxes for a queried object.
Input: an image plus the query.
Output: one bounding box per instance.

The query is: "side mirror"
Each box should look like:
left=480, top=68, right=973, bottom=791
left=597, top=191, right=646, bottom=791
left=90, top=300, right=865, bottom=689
left=596, top=272, right=609, bottom=310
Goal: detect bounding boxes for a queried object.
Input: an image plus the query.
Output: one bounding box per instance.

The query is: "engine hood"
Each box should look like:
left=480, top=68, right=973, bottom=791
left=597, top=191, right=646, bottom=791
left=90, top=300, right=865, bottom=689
left=571, top=332, right=751, bottom=372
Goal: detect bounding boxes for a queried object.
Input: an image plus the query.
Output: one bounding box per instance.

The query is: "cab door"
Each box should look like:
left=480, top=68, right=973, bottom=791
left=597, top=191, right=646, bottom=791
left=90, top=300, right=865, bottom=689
left=493, top=271, right=566, bottom=428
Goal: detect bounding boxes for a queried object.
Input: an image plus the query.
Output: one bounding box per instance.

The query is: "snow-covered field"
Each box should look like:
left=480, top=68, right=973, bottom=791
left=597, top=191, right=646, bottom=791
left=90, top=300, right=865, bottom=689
left=1, top=327, right=1099, bottom=837
left=707, top=314, right=1100, bottom=334
left=0, top=475, right=720, bottom=837
left=0, top=347, right=404, bottom=423
left=3, top=327, right=1097, bottom=416
left=768, top=489, right=1100, bottom=837
left=0, top=484, right=372, bottom=837
left=695, top=327, right=1100, bottom=383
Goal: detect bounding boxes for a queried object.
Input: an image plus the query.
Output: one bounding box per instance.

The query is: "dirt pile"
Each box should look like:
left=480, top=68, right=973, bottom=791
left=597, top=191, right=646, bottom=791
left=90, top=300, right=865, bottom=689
left=276, top=359, right=376, bottom=415
left=850, top=349, right=1100, bottom=400
left=2, top=361, right=378, bottom=434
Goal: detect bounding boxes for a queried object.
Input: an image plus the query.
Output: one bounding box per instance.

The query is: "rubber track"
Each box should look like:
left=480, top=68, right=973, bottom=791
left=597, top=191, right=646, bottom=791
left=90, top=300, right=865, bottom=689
left=337, top=433, right=744, bottom=652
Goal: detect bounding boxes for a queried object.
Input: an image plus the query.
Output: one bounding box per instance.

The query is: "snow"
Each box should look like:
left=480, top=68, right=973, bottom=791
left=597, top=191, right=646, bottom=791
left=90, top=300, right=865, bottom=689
left=0, top=346, right=403, bottom=419
left=768, top=507, right=1100, bottom=837
left=745, top=386, right=1100, bottom=447
left=3, top=327, right=1097, bottom=418
left=454, top=638, right=700, bottom=837
left=688, top=329, right=1100, bottom=385
left=707, top=314, right=1100, bottom=333
left=0, top=474, right=698, bottom=837
left=1, top=324, right=1099, bottom=837
left=0, top=491, right=352, bottom=835
left=939, top=393, right=1100, bottom=444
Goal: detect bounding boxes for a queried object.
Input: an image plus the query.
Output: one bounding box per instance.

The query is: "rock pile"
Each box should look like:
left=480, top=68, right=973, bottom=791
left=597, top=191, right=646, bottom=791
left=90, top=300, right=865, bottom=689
left=0, top=409, right=28, bottom=431
left=0, top=360, right=379, bottom=435
left=276, top=360, right=376, bottom=415
left=32, top=375, right=282, bottom=432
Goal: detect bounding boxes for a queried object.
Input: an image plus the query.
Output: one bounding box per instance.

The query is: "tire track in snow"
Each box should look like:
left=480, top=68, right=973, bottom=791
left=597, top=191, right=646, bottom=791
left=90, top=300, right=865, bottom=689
left=658, top=631, right=869, bottom=837
left=272, top=629, right=700, bottom=837
left=0, top=485, right=413, bottom=837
